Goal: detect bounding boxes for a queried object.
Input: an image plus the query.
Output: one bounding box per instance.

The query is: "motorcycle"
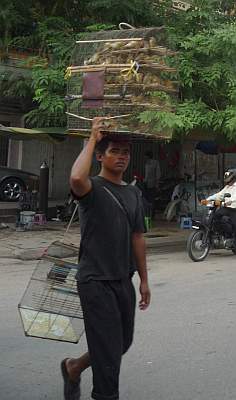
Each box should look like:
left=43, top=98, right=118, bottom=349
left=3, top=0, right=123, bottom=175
left=155, top=178, right=182, bottom=212
left=187, top=193, right=236, bottom=262
left=163, top=186, right=192, bottom=222
left=56, top=194, right=79, bottom=223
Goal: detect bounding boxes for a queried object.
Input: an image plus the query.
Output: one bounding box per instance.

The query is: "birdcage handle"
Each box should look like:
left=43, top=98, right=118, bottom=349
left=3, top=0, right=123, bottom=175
left=119, top=22, right=135, bottom=30
left=66, top=112, right=131, bottom=121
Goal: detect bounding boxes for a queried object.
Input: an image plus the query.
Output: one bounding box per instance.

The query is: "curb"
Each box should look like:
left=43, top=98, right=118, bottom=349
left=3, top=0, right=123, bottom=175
left=146, top=237, right=187, bottom=251
left=145, top=228, right=189, bottom=248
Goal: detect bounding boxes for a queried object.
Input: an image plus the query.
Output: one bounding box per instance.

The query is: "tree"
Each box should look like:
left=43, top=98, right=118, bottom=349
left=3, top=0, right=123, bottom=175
left=3, top=0, right=236, bottom=138
left=0, top=0, right=157, bottom=127
left=139, top=0, right=236, bottom=141
left=83, top=0, right=158, bottom=26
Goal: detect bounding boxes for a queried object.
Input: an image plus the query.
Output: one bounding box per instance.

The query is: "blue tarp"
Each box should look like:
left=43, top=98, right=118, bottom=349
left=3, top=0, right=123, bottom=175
left=196, top=141, right=236, bottom=154
left=196, top=141, right=219, bottom=155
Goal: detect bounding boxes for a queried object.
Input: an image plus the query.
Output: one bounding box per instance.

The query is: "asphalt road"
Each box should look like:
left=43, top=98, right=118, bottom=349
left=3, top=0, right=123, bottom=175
left=1, top=246, right=236, bottom=400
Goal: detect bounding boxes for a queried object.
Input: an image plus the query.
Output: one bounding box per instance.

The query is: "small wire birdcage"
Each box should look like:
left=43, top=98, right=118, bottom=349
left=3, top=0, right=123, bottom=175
left=66, top=26, right=179, bottom=139
left=18, top=241, right=83, bottom=344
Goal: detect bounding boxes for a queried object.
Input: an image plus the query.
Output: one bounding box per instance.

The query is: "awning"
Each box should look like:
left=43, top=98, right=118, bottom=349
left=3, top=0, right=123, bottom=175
left=0, top=125, right=171, bottom=143
left=0, top=125, right=72, bottom=143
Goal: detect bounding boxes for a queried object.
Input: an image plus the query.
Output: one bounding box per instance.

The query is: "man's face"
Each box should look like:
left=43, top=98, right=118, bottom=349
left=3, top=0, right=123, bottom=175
left=97, top=141, right=130, bottom=174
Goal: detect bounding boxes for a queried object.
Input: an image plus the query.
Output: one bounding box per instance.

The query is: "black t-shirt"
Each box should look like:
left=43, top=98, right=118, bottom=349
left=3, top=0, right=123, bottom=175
left=76, top=176, right=146, bottom=282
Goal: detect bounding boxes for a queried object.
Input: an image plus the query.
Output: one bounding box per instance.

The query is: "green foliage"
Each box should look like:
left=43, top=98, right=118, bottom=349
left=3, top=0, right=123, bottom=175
left=0, top=15, right=76, bottom=127
left=0, top=71, right=33, bottom=98
left=2, top=0, right=236, bottom=137
left=25, top=63, right=67, bottom=127
left=139, top=100, right=209, bottom=132
left=23, top=17, right=75, bottom=127
left=85, top=24, right=116, bottom=32
left=0, top=0, right=157, bottom=127
left=138, top=1, right=236, bottom=140
left=84, top=0, right=158, bottom=25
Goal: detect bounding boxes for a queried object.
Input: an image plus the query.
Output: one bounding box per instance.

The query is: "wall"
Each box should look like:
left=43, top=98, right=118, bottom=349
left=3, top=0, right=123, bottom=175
left=181, top=141, right=221, bottom=182
left=0, top=112, right=24, bottom=168
left=182, top=141, right=236, bottom=183
left=21, top=136, right=83, bottom=200
left=224, top=153, right=236, bottom=171
left=21, top=140, right=54, bottom=195
left=52, top=136, right=83, bottom=199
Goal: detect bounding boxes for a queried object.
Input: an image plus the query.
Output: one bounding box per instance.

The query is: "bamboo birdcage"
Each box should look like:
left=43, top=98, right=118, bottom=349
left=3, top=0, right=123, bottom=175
left=18, top=241, right=84, bottom=344
left=66, top=26, right=179, bottom=139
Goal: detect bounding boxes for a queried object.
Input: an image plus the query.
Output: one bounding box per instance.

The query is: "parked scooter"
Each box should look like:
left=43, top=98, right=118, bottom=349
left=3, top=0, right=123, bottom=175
left=155, top=178, right=182, bottom=212
left=187, top=193, right=236, bottom=261
left=56, top=194, right=79, bottom=223
left=163, top=186, right=191, bottom=222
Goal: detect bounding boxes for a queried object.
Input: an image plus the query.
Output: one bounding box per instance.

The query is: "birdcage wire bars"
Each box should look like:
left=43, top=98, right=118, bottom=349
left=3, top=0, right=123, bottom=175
left=18, top=241, right=84, bottom=344
left=66, top=26, right=178, bottom=139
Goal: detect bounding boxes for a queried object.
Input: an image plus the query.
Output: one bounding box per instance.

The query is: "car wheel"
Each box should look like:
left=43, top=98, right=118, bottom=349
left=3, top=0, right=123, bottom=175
left=0, top=177, right=26, bottom=201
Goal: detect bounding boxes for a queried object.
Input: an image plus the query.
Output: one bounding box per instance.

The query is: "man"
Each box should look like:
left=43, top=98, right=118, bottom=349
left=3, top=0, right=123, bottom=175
left=61, top=117, right=151, bottom=400
left=144, top=150, right=161, bottom=218
left=207, top=169, right=236, bottom=237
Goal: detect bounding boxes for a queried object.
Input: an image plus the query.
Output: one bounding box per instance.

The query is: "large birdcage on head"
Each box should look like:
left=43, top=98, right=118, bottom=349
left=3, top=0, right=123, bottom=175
left=66, top=25, right=179, bottom=140
left=18, top=241, right=84, bottom=344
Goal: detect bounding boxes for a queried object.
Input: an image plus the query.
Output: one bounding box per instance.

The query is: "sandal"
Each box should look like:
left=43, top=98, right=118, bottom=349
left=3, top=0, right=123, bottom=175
left=61, top=358, right=81, bottom=400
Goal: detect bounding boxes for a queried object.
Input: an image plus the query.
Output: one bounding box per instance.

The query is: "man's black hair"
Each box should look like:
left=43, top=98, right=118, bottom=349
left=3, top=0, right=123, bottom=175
left=95, top=134, right=131, bottom=154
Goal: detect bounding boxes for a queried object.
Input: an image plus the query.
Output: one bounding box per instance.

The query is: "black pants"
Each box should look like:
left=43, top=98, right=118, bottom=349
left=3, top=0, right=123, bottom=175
left=214, top=208, right=236, bottom=237
left=77, top=278, right=136, bottom=400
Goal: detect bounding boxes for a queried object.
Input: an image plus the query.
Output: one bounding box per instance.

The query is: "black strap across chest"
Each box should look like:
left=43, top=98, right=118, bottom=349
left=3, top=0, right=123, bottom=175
left=102, top=186, right=132, bottom=229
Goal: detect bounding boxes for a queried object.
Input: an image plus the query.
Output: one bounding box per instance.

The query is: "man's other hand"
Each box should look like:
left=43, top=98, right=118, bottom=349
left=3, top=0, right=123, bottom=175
left=139, top=282, right=151, bottom=310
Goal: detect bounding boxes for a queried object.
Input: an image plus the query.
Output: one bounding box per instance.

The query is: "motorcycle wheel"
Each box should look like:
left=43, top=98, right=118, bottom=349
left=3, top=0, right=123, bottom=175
left=187, top=230, right=210, bottom=262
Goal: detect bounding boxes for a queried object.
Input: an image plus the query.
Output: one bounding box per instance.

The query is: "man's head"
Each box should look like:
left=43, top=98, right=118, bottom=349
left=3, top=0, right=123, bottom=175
left=224, top=169, right=236, bottom=185
left=95, top=135, right=131, bottom=175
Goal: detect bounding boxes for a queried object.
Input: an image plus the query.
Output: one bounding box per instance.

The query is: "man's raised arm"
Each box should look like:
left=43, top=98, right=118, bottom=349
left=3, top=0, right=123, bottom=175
left=70, top=117, right=105, bottom=198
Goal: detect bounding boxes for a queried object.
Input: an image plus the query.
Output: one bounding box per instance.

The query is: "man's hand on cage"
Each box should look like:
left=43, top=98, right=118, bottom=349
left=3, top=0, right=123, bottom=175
left=91, top=117, right=108, bottom=142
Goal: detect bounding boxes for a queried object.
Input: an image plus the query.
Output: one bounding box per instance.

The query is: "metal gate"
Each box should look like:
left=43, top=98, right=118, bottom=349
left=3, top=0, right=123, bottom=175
left=125, top=140, right=160, bottom=182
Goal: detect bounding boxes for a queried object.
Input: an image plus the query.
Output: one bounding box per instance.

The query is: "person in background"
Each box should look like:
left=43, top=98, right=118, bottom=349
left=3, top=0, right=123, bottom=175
left=207, top=169, right=236, bottom=239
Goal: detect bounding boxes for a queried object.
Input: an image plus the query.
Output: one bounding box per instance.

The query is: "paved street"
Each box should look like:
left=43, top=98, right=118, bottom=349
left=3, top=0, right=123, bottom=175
left=1, top=228, right=236, bottom=400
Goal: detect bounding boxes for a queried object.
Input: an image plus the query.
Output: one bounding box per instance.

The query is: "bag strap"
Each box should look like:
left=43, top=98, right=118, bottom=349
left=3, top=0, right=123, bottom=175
left=102, top=186, right=132, bottom=229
